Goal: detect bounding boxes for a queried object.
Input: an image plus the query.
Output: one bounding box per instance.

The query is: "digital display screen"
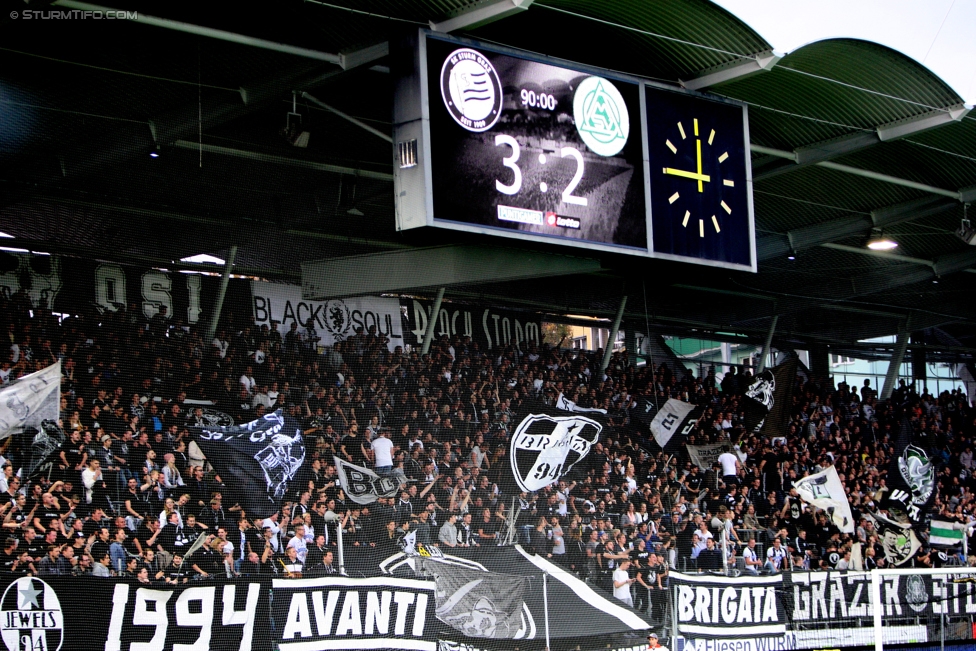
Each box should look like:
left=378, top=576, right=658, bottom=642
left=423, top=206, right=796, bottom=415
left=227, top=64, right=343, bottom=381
left=424, top=36, right=648, bottom=254
left=645, top=86, right=754, bottom=269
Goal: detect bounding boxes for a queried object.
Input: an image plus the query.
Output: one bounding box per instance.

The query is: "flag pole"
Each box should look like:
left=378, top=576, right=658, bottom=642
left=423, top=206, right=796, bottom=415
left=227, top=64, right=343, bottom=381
left=543, top=571, right=551, bottom=651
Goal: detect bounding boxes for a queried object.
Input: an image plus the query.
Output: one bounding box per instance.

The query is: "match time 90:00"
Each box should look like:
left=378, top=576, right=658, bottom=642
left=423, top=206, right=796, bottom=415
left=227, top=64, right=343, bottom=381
left=520, top=88, right=557, bottom=110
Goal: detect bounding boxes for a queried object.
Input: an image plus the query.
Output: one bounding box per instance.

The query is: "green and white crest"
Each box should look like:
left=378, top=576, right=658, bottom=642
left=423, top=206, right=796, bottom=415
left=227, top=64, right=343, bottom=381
left=573, top=76, right=629, bottom=157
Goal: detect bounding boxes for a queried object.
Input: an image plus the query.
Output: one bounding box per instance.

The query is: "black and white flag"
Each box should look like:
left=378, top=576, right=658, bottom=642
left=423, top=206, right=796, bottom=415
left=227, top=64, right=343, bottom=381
left=0, top=362, right=61, bottom=441
left=742, top=369, right=775, bottom=434
left=794, top=466, right=855, bottom=533
left=649, top=399, right=700, bottom=452
left=22, top=420, right=66, bottom=481
left=190, top=410, right=305, bottom=518
left=507, top=398, right=606, bottom=493
left=334, top=456, right=401, bottom=505
left=883, top=415, right=937, bottom=526
left=866, top=511, right=921, bottom=567
left=425, top=562, right=529, bottom=639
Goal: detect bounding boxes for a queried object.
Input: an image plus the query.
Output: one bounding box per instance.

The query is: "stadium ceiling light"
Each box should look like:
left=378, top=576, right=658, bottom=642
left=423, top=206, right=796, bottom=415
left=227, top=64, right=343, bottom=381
left=282, top=92, right=311, bottom=148
left=180, top=254, right=226, bottom=265
left=866, top=238, right=898, bottom=251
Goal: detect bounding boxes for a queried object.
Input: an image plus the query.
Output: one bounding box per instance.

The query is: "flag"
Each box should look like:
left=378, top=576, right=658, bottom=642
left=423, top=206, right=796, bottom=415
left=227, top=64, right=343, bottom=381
left=334, top=456, right=400, bottom=505
left=867, top=511, right=920, bottom=567
left=425, top=561, right=528, bottom=639
left=507, top=398, right=606, bottom=493
left=649, top=399, right=699, bottom=451
left=633, top=395, right=658, bottom=426
left=794, top=466, right=855, bottom=533
left=181, top=525, right=210, bottom=561
left=189, top=410, right=305, bottom=518
left=883, top=415, right=937, bottom=526
left=929, top=520, right=966, bottom=548
left=742, top=369, right=775, bottom=434
left=760, top=357, right=798, bottom=438
left=22, top=420, right=66, bottom=481
left=0, top=362, right=60, bottom=441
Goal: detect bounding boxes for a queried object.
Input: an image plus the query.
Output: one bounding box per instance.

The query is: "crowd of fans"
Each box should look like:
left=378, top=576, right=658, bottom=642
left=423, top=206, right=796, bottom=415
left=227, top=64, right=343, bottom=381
left=0, top=285, right=974, bottom=614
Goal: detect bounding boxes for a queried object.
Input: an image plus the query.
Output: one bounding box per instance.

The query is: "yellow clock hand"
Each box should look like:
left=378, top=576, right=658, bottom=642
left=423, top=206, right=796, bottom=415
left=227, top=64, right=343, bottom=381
left=696, top=137, right=704, bottom=193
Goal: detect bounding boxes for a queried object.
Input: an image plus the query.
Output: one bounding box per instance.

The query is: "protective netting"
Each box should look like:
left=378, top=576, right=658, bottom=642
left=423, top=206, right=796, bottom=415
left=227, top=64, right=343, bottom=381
left=0, top=253, right=974, bottom=651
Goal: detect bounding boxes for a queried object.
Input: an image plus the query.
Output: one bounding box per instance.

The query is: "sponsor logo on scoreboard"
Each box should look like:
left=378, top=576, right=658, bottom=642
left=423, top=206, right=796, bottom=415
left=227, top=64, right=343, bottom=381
left=497, top=205, right=544, bottom=226
left=440, top=48, right=503, bottom=133
left=545, top=213, right=581, bottom=230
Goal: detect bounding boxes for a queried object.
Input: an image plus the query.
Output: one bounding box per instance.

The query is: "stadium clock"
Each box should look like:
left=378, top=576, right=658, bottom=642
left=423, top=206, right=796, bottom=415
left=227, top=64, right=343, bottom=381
left=646, top=85, right=755, bottom=270
left=393, top=31, right=756, bottom=270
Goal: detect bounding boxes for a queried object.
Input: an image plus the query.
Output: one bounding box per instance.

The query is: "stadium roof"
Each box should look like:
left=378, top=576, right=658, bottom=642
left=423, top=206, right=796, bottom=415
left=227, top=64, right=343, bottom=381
left=2, top=0, right=976, bottom=362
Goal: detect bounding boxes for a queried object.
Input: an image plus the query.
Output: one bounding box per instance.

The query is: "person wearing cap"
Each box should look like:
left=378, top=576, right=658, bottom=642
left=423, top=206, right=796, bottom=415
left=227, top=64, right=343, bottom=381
left=647, top=632, right=668, bottom=651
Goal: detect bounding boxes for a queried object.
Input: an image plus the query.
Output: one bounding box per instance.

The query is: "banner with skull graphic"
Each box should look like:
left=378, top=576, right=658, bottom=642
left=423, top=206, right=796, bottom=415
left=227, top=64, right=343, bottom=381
left=425, top=561, right=529, bottom=640
left=506, top=397, right=606, bottom=494
left=190, top=410, right=305, bottom=518
left=883, top=415, right=938, bottom=527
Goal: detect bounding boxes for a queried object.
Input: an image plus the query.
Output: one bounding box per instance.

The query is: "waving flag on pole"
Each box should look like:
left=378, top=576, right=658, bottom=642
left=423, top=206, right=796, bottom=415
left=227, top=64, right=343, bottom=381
left=0, top=362, right=61, bottom=441
left=794, top=466, right=855, bottom=533
left=649, top=399, right=700, bottom=452
left=189, top=410, right=305, bottom=518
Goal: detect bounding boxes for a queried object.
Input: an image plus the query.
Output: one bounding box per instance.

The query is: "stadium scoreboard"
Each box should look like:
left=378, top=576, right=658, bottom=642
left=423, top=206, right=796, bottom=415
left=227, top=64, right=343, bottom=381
left=393, top=31, right=756, bottom=272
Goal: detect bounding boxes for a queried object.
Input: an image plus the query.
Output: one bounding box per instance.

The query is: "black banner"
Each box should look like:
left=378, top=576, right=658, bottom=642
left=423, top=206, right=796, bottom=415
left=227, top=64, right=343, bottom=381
left=883, top=415, right=938, bottom=526
left=189, top=411, right=306, bottom=519
left=0, top=575, right=271, bottom=651
left=400, top=299, right=542, bottom=351
left=759, top=357, right=798, bottom=438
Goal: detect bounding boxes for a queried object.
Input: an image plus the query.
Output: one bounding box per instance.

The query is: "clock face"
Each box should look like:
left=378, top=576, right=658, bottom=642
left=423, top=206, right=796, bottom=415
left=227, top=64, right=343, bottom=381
left=646, top=87, right=753, bottom=269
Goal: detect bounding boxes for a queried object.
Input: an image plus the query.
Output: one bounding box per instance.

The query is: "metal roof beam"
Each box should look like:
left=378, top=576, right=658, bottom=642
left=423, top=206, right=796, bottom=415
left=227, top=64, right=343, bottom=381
left=301, top=245, right=600, bottom=299
left=53, top=0, right=344, bottom=64
left=877, top=104, right=971, bottom=141
left=681, top=50, right=782, bottom=91
left=750, top=144, right=963, bottom=199
left=430, top=0, right=533, bottom=32
left=756, top=196, right=955, bottom=261
left=753, top=105, right=970, bottom=182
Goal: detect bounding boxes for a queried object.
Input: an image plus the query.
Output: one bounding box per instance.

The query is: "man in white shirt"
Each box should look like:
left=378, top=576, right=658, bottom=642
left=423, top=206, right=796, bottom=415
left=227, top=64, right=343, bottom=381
left=612, top=559, right=635, bottom=606
left=371, top=429, right=395, bottom=476
left=239, top=366, right=256, bottom=396
left=287, top=524, right=308, bottom=564
left=742, top=538, right=762, bottom=575
left=717, top=450, right=740, bottom=487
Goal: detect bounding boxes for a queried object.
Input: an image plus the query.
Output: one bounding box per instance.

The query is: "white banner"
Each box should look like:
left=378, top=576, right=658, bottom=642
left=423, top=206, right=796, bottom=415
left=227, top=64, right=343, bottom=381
left=0, top=362, right=61, bottom=440
left=251, top=283, right=403, bottom=351
left=677, top=626, right=927, bottom=651
left=686, top=442, right=732, bottom=471
left=793, top=466, right=855, bottom=533
left=650, top=398, right=696, bottom=450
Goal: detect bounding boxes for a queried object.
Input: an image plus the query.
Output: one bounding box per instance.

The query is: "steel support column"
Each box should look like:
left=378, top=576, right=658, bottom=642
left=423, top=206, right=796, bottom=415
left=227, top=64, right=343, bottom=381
left=206, top=245, right=237, bottom=341
left=420, top=288, right=445, bottom=356
left=880, top=329, right=911, bottom=401
left=756, top=315, right=778, bottom=373
left=912, top=333, right=927, bottom=389
left=624, top=325, right=637, bottom=368
left=599, top=296, right=628, bottom=377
